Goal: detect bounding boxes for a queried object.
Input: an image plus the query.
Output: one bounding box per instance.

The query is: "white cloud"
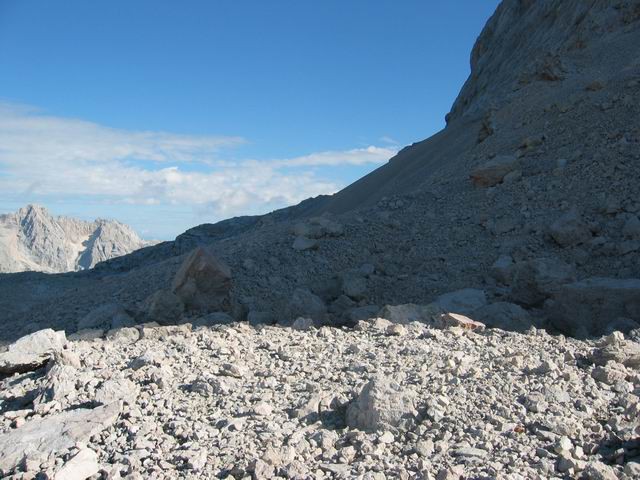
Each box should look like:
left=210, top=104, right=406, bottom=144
left=0, top=102, right=397, bottom=231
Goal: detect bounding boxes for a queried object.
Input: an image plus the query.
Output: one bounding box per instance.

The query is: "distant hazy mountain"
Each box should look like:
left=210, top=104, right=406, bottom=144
left=0, top=204, right=157, bottom=273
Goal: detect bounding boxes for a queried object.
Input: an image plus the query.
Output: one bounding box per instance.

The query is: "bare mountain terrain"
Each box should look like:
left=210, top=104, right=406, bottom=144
left=0, top=205, right=156, bottom=274
left=1, top=1, right=640, bottom=479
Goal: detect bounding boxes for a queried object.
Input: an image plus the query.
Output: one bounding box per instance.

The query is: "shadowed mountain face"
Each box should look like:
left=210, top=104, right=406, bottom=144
left=0, top=205, right=156, bottom=273
left=0, top=0, right=639, bottom=344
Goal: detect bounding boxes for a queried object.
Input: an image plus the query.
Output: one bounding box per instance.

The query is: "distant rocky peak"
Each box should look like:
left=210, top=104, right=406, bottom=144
left=0, top=204, right=156, bottom=273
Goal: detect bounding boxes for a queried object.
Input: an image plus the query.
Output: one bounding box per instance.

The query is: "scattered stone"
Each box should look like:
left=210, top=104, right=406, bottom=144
left=432, top=288, right=487, bottom=315
left=0, top=329, right=66, bottom=374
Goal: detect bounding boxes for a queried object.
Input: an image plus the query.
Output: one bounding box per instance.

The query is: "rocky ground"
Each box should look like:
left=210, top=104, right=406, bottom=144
left=1, top=319, right=639, bottom=479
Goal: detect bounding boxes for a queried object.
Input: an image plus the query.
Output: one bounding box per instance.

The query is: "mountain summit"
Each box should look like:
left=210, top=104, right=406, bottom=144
left=0, top=205, right=156, bottom=273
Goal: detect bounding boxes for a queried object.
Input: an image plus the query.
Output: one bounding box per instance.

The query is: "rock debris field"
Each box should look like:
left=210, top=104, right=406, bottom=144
left=1, top=319, right=639, bottom=479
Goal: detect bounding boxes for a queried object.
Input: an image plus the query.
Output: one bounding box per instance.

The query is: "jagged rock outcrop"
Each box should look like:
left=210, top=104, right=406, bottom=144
left=0, top=204, right=156, bottom=273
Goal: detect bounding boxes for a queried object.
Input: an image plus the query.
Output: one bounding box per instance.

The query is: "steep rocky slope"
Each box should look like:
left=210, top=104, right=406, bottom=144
left=0, top=205, right=157, bottom=273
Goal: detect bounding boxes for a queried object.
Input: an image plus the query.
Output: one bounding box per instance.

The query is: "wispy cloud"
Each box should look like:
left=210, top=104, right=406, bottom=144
left=0, top=102, right=397, bottom=235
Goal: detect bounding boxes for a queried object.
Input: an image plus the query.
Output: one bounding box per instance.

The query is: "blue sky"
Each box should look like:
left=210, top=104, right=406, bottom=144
left=0, top=0, right=500, bottom=239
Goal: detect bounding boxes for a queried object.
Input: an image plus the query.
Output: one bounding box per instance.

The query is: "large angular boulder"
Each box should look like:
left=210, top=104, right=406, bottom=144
left=550, top=278, right=640, bottom=337
left=0, top=329, right=67, bottom=375
left=0, top=402, right=120, bottom=475
left=346, top=376, right=418, bottom=431
left=172, top=247, right=232, bottom=312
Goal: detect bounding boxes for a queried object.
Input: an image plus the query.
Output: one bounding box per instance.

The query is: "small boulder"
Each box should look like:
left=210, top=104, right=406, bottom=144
left=0, top=329, right=67, bottom=375
left=53, top=448, right=100, bottom=480
left=95, top=376, right=139, bottom=405
left=474, top=302, right=533, bottom=332
left=470, top=155, right=519, bottom=187
left=348, top=305, right=381, bottom=323
left=287, top=288, right=327, bottom=323
left=490, top=255, right=514, bottom=284
left=346, top=376, right=417, bottom=431
left=172, top=247, right=232, bottom=312
left=292, top=236, right=318, bottom=251
left=549, top=209, right=592, bottom=247
left=432, top=288, right=487, bottom=315
left=551, top=277, right=640, bottom=337
left=622, top=215, right=640, bottom=239
left=291, top=317, right=315, bottom=331
left=437, top=312, right=485, bottom=331
left=509, top=258, right=576, bottom=306
left=77, top=303, right=133, bottom=331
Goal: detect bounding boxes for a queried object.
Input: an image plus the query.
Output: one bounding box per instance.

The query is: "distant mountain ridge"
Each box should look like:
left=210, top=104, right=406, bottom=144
left=0, top=205, right=157, bottom=273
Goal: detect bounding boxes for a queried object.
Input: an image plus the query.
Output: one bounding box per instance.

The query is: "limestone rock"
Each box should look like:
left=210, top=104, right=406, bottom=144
left=346, top=376, right=417, bottom=431
left=172, top=247, right=232, bottom=313
left=0, top=204, right=155, bottom=274
left=437, top=312, right=486, bottom=331
left=95, top=376, right=139, bottom=405
left=34, top=363, right=79, bottom=407
left=0, top=329, right=67, bottom=374
left=53, top=448, right=100, bottom=480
